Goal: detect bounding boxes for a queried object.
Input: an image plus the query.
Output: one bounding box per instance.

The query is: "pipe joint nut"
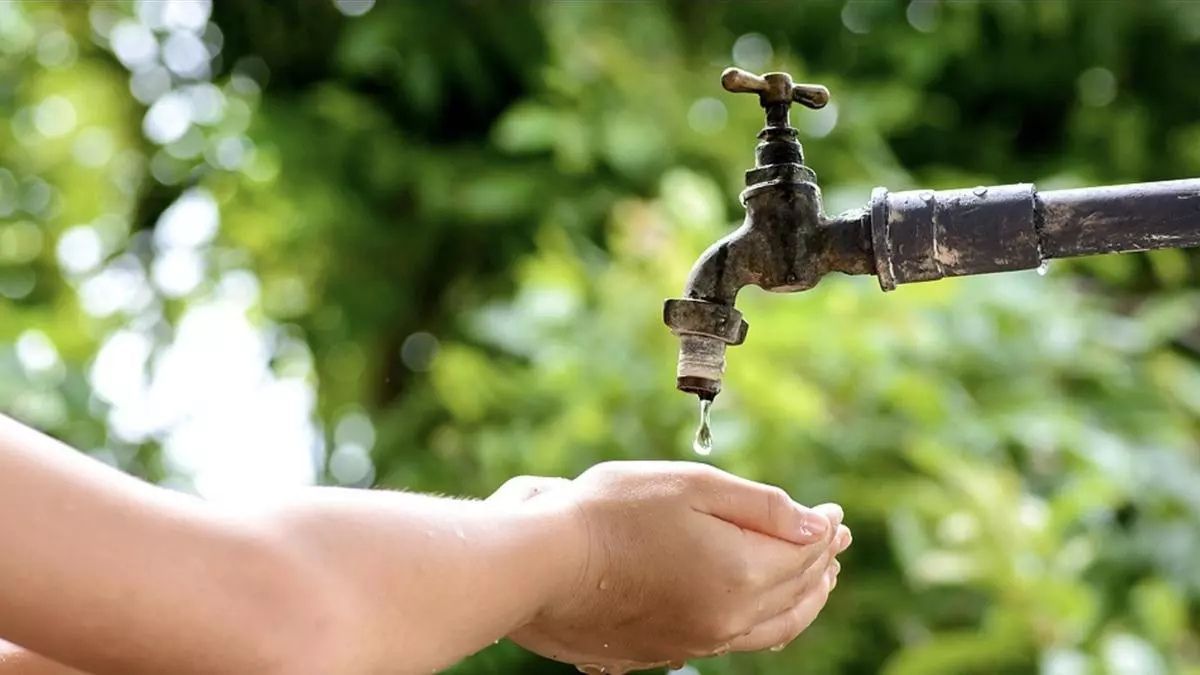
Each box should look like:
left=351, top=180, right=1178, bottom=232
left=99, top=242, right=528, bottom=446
left=662, top=298, right=749, bottom=344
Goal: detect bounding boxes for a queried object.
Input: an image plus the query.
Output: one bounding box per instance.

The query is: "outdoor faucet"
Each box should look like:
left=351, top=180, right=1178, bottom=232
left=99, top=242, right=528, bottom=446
left=664, top=67, right=1200, bottom=401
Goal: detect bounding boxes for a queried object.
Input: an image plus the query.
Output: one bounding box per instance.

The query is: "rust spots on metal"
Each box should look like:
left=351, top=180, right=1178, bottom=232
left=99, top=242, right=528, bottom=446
left=1039, top=179, right=1200, bottom=257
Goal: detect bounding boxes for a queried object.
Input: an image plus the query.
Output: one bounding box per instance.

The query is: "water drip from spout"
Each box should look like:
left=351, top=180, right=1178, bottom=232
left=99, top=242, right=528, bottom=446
left=693, top=398, right=714, bottom=456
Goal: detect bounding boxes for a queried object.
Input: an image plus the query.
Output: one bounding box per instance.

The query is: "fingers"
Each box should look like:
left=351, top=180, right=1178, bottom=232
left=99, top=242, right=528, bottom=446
left=486, top=475, right=570, bottom=504
left=728, top=559, right=841, bottom=653
left=813, top=503, right=844, bottom=532
left=751, top=524, right=851, bottom=621
left=692, top=467, right=833, bottom=545
left=736, top=526, right=832, bottom=595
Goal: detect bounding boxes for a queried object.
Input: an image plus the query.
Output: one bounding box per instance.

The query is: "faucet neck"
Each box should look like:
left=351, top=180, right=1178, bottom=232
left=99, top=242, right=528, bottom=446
left=744, top=117, right=816, bottom=200
left=755, top=123, right=804, bottom=168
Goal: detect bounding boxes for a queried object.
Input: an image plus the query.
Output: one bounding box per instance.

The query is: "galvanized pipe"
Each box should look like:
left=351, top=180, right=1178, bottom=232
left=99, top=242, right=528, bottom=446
left=1040, top=178, right=1200, bottom=259
left=869, top=178, right=1200, bottom=290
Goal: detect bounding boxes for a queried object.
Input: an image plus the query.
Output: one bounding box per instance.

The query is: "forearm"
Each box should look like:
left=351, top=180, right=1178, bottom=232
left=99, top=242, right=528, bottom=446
left=0, top=414, right=583, bottom=674
left=258, top=488, right=584, bottom=673
left=0, top=415, right=351, bottom=674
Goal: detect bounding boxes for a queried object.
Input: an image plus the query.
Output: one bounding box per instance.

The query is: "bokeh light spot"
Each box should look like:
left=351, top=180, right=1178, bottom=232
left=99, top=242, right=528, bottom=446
left=0, top=269, right=36, bottom=299
left=731, top=33, right=772, bottom=72
left=906, top=0, right=940, bottom=33
left=16, top=330, right=60, bottom=374
left=57, top=225, right=104, bottom=275
left=79, top=256, right=154, bottom=317
left=0, top=7, right=36, bottom=55
left=20, top=177, right=52, bottom=216
left=143, top=91, right=193, bottom=144
left=329, top=443, right=374, bottom=486
left=401, top=332, right=440, bottom=372
left=36, top=29, right=76, bottom=68
left=0, top=220, right=43, bottom=264
left=186, top=82, right=225, bottom=124
left=333, top=0, right=376, bottom=18
left=73, top=127, right=116, bottom=167
left=162, top=29, right=209, bottom=78
left=842, top=2, right=872, bottom=34
left=155, top=188, right=219, bottom=249
left=687, top=98, right=727, bottom=135
left=162, top=0, right=212, bottom=32
left=33, top=95, right=77, bottom=138
left=152, top=248, right=205, bottom=297
left=130, top=65, right=172, bottom=104
left=335, top=409, right=376, bottom=450
left=1078, top=67, right=1117, bottom=107
left=165, top=125, right=207, bottom=159
left=802, top=101, right=839, bottom=138
left=110, top=19, right=158, bottom=70
left=0, top=169, right=16, bottom=216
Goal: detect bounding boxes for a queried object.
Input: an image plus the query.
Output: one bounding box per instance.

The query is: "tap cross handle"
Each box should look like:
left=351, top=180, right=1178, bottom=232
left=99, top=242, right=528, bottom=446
left=721, top=67, right=830, bottom=110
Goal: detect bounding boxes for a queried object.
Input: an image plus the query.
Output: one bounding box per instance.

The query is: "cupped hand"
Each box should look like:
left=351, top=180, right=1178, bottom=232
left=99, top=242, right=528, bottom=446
left=495, top=462, right=851, bottom=673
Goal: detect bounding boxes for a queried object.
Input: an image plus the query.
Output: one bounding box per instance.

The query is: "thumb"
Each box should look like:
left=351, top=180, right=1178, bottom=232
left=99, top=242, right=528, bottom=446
left=693, top=468, right=831, bottom=545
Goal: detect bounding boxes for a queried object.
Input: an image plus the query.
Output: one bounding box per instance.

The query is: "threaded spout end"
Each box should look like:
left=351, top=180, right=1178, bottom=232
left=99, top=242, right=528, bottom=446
left=676, top=334, right=726, bottom=399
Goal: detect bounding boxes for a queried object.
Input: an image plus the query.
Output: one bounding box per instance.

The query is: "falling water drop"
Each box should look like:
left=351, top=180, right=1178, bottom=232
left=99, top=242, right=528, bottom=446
left=770, top=644, right=787, bottom=652
left=693, top=398, right=713, bottom=456
left=1037, top=259, right=1050, bottom=276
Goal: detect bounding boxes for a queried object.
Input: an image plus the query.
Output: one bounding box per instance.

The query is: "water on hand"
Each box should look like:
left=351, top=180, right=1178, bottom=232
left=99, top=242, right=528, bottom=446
left=693, top=398, right=713, bottom=456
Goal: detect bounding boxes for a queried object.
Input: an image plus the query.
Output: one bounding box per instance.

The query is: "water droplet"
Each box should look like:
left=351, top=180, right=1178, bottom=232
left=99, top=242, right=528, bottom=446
left=972, top=186, right=987, bottom=197
left=1037, top=260, right=1050, bottom=276
left=713, top=643, right=731, bottom=656
left=602, top=643, right=609, bottom=649
left=920, top=191, right=935, bottom=203
left=770, top=643, right=787, bottom=652
left=668, top=661, right=686, bottom=670
left=693, top=398, right=714, bottom=456
left=598, top=578, right=610, bottom=591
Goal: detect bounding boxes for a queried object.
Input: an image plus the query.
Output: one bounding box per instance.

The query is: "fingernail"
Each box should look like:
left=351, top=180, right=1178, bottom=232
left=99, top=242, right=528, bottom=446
left=798, top=510, right=829, bottom=539
left=835, top=526, right=852, bottom=551
left=815, top=503, right=844, bottom=528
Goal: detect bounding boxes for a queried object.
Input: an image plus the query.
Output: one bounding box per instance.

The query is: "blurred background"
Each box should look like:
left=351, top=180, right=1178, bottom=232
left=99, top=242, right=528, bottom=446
left=3, top=1, right=1200, bottom=673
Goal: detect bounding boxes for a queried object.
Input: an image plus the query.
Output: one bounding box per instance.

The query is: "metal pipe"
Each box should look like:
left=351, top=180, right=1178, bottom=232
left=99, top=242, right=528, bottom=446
left=1040, top=178, right=1200, bottom=259
left=869, top=178, right=1200, bottom=290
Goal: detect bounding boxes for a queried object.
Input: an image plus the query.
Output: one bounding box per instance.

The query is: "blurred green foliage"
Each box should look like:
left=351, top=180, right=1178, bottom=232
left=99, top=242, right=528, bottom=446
left=3, top=1, right=1200, bottom=673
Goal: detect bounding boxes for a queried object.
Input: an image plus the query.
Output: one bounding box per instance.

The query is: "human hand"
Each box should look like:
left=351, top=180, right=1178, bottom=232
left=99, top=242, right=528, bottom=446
left=499, top=462, right=851, bottom=673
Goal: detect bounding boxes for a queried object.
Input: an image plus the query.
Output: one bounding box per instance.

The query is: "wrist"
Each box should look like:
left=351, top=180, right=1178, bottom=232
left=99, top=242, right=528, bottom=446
left=508, top=495, right=591, bottom=626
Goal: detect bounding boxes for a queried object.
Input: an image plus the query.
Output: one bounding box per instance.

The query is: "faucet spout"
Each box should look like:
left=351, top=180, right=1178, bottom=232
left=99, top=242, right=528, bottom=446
left=664, top=67, right=873, bottom=399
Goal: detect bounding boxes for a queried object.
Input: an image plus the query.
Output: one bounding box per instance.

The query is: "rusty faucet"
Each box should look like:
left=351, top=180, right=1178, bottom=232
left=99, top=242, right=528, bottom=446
left=664, top=67, right=1200, bottom=401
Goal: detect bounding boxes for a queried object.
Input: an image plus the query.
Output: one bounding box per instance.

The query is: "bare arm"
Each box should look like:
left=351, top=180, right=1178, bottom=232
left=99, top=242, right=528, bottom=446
left=0, top=414, right=582, bottom=675
left=0, top=413, right=850, bottom=674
